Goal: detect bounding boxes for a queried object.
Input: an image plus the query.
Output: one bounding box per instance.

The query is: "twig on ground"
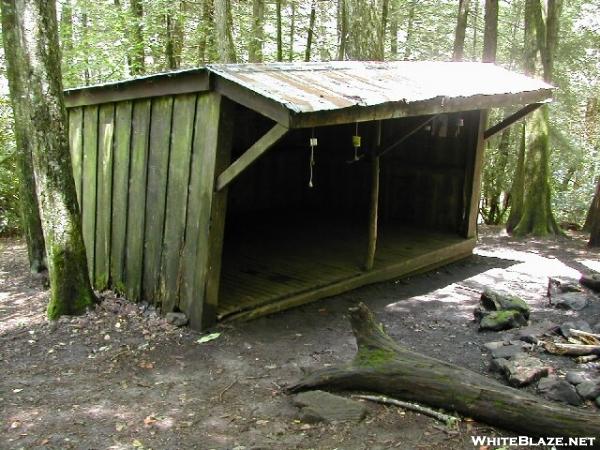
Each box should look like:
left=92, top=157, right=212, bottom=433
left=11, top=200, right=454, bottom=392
left=219, top=379, right=237, bottom=401
left=352, top=394, right=460, bottom=426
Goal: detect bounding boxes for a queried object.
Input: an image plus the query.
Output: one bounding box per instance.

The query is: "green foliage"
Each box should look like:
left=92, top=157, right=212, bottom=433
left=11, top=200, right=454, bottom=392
left=0, top=96, right=20, bottom=235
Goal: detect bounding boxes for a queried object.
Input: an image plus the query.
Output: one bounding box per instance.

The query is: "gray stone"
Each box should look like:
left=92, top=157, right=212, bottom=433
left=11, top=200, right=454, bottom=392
left=489, top=357, right=510, bottom=374
left=560, top=320, right=592, bottom=338
left=491, top=344, right=525, bottom=360
left=483, top=341, right=505, bottom=351
left=495, top=356, right=551, bottom=387
left=516, top=320, right=557, bottom=345
left=165, top=312, right=188, bottom=327
left=566, top=371, right=592, bottom=385
left=576, top=381, right=600, bottom=400
left=554, top=292, right=590, bottom=311
left=479, top=310, right=528, bottom=331
left=292, top=390, right=367, bottom=423
left=481, top=289, right=530, bottom=319
left=537, top=377, right=583, bottom=406
left=580, top=273, right=600, bottom=293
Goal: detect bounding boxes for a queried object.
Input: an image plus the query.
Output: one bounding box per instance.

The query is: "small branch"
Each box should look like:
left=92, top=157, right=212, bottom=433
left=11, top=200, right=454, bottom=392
left=352, top=394, right=460, bottom=426
left=219, top=379, right=237, bottom=401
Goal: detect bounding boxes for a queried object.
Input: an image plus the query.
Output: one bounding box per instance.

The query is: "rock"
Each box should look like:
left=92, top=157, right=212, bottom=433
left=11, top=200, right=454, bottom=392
left=491, top=344, right=525, bottom=359
left=292, top=390, right=367, bottom=423
left=489, top=357, right=510, bottom=374
left=483, top=341, right=505, bottom=351
left=554, top=292, right=590, bottom=311
left=537, top=377, right=583, bottom=406
left=492, top=355, right=550, bottom=387
left=165, top=312, right=188, bottom=327
left=576, top=381, right=600, bottom=400
left=516, top=320, right=557, bottom=345
left=479, top=310, right=528, bottom=332
left=560, top=320, right=593, bottom=338
left=596, top=396, right=600, bottom=408
left=566, top=371, right=595, bottom=386
left=480, top=289, right=530, bottom=319
left=580, top=273, right=600, bottom=292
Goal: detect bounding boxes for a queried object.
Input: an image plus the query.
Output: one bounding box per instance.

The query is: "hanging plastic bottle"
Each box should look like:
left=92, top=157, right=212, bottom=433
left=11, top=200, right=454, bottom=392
left=350, top=122, right=362, bottom=162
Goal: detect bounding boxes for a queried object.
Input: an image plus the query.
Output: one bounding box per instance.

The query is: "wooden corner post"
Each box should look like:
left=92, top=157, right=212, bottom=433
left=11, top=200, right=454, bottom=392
left=365, top=121, right=382, bottom=271
left=462, top=110, right=487, bottom=238
left=184, top=93, right=234, bottom=330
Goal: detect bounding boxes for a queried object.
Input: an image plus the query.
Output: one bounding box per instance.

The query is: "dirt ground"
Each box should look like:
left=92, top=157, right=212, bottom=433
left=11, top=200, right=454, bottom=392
left=1, top=226, right=599, bottom=450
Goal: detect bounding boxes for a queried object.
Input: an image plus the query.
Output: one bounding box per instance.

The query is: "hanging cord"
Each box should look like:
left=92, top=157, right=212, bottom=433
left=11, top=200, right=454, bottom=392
left=309, top=128, right=317, bottom=188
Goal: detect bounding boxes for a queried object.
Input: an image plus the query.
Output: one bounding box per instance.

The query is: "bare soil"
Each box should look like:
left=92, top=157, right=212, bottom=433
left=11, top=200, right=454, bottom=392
left=1, top=226, right=599, bottom=450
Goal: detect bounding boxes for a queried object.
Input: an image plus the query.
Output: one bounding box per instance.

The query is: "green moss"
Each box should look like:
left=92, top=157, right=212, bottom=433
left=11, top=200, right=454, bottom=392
left=114, top=281, right=127, bottom=295
left=355, top=347, right=396, bottom=367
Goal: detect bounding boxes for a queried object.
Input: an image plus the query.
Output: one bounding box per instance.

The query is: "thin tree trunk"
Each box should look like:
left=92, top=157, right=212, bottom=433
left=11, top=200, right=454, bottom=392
left=81, top=11, right=90, bottom=84
left=482, top=0, right=498, bottom=63
left=376, top=0, right=389, bottom=61
left=389, top=0, right=398, bottom=58
left=276, top=0, right=283, bottom=61
left=13, top=122, right=46, bottom=272
left=506, top=124, right=526, bottom=233
left=403, top=0, right=415, bottom=59
left=1, top=0, right=96, bottom=318
left=129, top=0, right=145, bottom=75
left=586, top=179, right=600, bottom=245
left=197, top=0, right=215, bottom=63
left=60, top=0, right=73, bottom=64
left=215, top=0, right=237, bottom=62
left=305, top=0, right=316, bottom=62
left=288, top=0, right=295, bottom=61
left=452, top=0, right=470, bottom=61
left=249, top=0, right=264, bottom=62
left=337, top=0, right=347, bottom=60
left=471, top=0, right=479, bottom=58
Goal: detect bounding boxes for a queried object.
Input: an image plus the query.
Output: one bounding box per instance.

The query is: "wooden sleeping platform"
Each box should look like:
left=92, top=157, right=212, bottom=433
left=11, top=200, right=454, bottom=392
left=218, top=214, right=475, bottom=321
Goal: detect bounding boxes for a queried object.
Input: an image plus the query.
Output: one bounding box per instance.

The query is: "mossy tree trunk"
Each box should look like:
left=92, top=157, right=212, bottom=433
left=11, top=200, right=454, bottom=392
left=129, top=0, right=145, bottom=75
left=512, top=0, right=562, bottom=236
left=452, top=0, right=470, bottom=61
left=1, top=0, right=96, bottom=318
left=587, top=178, right=600, bottom=246
left=506, top=125, right=526, bottom=233
left=248, top=0, right=264, bottom=62
left=288, top=303, right=600, bottom=438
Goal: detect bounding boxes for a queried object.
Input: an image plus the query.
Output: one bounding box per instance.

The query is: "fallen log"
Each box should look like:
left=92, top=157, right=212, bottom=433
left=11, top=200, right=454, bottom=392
left=287, top=303, right=600, bottom=438
left=544, top=341, right=600, bottom=356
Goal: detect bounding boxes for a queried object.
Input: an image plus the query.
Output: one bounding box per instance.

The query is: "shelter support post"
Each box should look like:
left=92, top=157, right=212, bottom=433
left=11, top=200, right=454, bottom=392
left=484, top=103, right=543, bottom=140
left=365, top=121, right=382, bottom=271
left=216, top=123, right=288, bottom=191
left=185, top=94, right=235, bottom=330
left=462, top=110, right=487, bottom=238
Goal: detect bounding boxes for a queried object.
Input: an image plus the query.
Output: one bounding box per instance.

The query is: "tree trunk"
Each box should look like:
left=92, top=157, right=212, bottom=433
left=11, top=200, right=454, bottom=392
left=288, top=303, right=600, bottom=438
left=588, top=179, right=600, bottom=247
left=376, top=0, right=389, bottom=61
left=288, top=0, right=295, bottom=61
left=305, top=1, right=316, bottom=62
left=59, top=0, right=73, bottom=64
left=337, top=0, right=347, bottom=60
left=482, top=0, right=498, bottom=63
left=165, top=3, right=184, bottom=70
left=197, top=0, right=215, bottom=64
left=1, top=0, right=96, bottom=318
left=513, top=0, right=562, bottom=236
left=388, top=0, right=398, bottom=58
left=215, top=0, right=237, bottom=63
left=249, top=0, right=264, bottom=63
left=129, top=0, right=145, bottom=75
left=276, top=0, right=282, bottom=61
left=452, top=0, right=470, bottom=61
left=506, top=124, right=526, bottom=233
left=403, top=0, right=415, bottom=59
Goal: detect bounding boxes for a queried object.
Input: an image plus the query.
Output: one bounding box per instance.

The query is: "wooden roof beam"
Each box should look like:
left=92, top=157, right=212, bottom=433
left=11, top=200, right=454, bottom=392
left=215, top=123, right=288, bottom=192
left=484, top=103, right=543, bottom=140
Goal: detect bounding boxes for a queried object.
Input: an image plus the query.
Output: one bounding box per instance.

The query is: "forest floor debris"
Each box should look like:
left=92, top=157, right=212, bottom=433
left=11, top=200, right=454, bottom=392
left=1, top=226, right=600, bottom=449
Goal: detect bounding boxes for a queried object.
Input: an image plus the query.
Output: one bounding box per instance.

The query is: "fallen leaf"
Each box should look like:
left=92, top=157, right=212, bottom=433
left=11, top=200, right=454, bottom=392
left=132, top=439, right=144, bottom=448
left=138, top=361, right=154, bottom=369
left=12, top=388, right=23, bottom=393
left=115, top=422, right=126, bottom=431
left=256, top=419, right=269, bottom=425
left=196, top=332, right=221, bottom=344
left=144, top=415, right=158, bottom=426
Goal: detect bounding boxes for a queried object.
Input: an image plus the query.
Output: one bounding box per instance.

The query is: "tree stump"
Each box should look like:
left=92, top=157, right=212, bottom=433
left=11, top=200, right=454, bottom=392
left=287, top=303, right=600, bottom=438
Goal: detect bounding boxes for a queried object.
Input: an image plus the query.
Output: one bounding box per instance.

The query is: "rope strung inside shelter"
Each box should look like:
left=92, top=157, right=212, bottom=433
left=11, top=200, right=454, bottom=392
left=308, top=128, right=317, bottom=188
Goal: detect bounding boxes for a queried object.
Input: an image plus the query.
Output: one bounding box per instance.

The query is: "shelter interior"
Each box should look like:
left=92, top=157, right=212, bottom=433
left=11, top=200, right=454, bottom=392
left=218, top=104, right=482, bottom=320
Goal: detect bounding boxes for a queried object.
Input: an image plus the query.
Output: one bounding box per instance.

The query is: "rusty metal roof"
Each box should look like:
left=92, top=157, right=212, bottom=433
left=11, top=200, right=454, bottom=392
left=208, top=61, right=553, bottom=127
left=64, top=61, right=553, bottom=128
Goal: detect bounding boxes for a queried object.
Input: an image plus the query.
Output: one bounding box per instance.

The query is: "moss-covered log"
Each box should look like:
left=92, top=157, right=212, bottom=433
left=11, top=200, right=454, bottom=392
left=1, top=0, right=96, bottom=318
left=287, top=303, right=600, bottom=438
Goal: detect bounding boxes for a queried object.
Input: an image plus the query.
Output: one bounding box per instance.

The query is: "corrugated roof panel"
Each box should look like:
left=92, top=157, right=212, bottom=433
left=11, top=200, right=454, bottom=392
left=208, top=61, right=553, bottom=114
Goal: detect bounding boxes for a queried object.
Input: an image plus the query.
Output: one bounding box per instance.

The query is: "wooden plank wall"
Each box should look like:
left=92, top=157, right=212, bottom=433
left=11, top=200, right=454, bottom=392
left=67, top=93, right=215, bottom=318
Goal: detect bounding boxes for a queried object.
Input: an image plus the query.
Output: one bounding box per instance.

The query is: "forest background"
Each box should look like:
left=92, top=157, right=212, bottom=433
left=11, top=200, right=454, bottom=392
left=0, top=0, right=598, bottom=238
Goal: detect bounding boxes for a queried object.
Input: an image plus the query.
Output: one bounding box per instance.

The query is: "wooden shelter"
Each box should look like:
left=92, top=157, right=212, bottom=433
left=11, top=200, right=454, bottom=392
left=64, top=61, right=553, bottom=330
